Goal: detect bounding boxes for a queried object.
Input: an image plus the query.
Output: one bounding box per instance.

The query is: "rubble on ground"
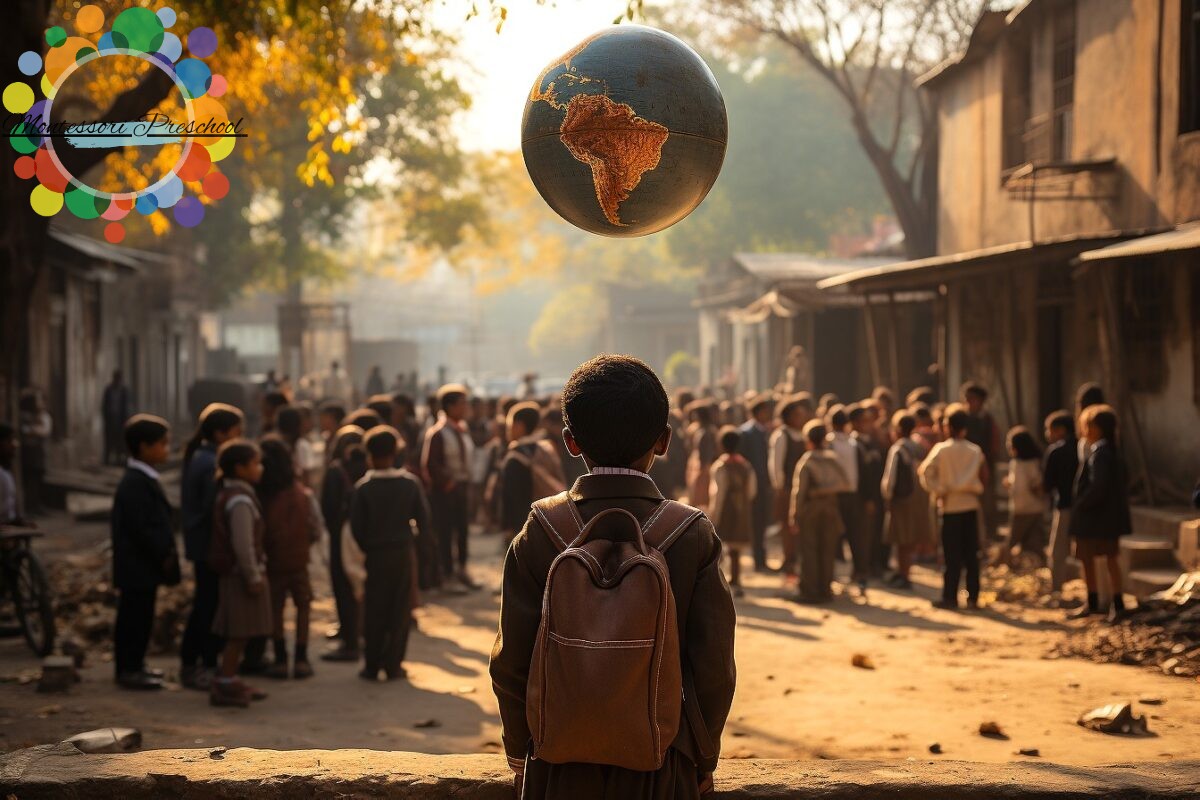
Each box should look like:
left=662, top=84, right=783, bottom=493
left=1052, top=572, right=1200, bottom=678
left=47, top=541, right=192, bottom=657
left=1077, top=703, right=1150, bottom=736
left=979, top=564, right=1086, bottom=609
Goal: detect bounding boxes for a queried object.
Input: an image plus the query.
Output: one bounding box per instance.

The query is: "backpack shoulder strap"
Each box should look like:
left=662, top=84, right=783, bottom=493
left=642, top=499, right=704, bottom=553
left=531, top=492, right=584, bottom=553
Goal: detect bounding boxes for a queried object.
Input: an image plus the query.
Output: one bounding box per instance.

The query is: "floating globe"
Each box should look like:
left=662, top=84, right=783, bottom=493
left=521, top=25, right=728, bottom=237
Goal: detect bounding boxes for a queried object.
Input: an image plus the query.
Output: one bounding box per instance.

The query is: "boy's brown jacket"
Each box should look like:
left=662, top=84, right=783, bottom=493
left=489, top=471, right=736, bottom=777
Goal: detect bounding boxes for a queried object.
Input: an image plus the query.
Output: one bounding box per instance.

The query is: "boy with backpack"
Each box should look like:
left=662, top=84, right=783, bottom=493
left=490, top=355, right=735, bottom=799
left=498, top=401, right=567, bottom=542
left=881, top=412, right=931, bottom=590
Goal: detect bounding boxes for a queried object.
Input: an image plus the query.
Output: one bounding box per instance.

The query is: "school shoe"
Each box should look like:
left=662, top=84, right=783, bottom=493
left=931, top=599, right=960, bottom=611
left=457, top=570, right=482, bottom=591
left=210, top=679, right=251, bottom=708
left=264, top=661, right=290, bottom=679
left=293, top=659, right=314, bottom=679
left=321, top=643, right=360, bottom=662
left=116, top=670, right=164, bottom=690
left=384, top=666, right=408, bottom=681
left=359, top=667, right=380, bottom=682
left=181, top=666, right=214, bottom=691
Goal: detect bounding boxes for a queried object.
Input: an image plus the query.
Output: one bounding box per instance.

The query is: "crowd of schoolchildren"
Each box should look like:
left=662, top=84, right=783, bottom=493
left=97, top=377, right=595, bottom=707
left=651, top=378, right=1134, bottom=623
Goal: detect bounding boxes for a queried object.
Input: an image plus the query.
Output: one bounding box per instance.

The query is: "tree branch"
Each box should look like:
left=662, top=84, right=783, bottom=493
left=57, top=67, right=174, bottom=180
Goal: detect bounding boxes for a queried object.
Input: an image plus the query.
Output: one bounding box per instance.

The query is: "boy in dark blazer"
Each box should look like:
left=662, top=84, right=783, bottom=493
left=111, top=414, right=178, bottom=690
left=736, top=393, right=774, bottom=572
left=490, top=355, right=736, bottom=799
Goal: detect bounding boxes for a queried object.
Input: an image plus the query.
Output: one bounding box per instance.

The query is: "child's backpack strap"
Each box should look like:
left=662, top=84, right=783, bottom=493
left=642, top=499, right=704, bottom=553
left=532, top=492, right=584, bottom=552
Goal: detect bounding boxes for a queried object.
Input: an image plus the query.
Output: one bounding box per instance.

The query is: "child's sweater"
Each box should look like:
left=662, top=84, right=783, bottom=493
left=350, top=468, right=431, bottom=556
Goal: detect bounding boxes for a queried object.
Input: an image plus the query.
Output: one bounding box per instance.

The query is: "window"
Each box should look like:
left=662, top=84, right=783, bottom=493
left=1183, top=0, right=1200, bottom=134
left=1051, top=2, right=1076, bottom=160
left=1122, top=261, right=1169, bottom=393
left=1003, top=36, right=1033, bottom=169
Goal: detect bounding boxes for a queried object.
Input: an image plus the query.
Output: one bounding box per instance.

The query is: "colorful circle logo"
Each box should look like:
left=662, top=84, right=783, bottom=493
left=5, top=4, right=236, bottom=242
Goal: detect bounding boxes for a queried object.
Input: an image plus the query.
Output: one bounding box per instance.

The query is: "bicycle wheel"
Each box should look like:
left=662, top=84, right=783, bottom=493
left=11, top=549, right=56, bottom=657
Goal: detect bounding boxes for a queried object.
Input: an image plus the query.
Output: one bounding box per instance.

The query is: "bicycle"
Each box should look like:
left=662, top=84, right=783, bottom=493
left=0, top=526, right=56, bottom=657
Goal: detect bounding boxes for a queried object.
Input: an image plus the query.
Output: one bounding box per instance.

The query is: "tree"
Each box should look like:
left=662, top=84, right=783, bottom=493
left=0, top=0, right=494, bottom=415
left=697, top=0, right=987, bottom=259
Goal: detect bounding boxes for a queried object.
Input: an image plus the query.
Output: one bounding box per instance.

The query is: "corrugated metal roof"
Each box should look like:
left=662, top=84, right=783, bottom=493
left=48, top=225, right=172, bottom=270
left=1074, top=222, right=1200, bottom=263
left=731, top=252, right=894, bottom=284
left=817, top=231, right=1153, bottom=292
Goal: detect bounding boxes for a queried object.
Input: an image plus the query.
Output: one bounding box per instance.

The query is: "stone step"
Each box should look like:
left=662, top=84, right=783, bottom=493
left=1127, top=567, right=1186, bottom=599
left=1130, top=505, right=1199, bottom=547
left=1119, top=534, right=1181, bottom=574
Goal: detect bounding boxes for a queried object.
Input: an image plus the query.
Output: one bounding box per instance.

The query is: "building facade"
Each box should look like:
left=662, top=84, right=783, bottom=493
left=822, top=0, right=1200, bottom=503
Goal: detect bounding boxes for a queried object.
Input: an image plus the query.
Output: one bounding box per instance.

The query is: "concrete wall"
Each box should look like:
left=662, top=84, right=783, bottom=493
left=935, top=0, right=1197, bottom=257
left=2, top=745, right=1197, bottom=799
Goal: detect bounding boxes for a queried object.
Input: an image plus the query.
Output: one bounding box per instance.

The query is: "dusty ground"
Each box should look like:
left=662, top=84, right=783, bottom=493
left=1, top=512, right=1198, bottom=766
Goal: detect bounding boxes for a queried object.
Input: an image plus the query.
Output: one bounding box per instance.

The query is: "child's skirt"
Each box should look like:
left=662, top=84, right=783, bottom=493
left=212, top=572, right=273, bottom=639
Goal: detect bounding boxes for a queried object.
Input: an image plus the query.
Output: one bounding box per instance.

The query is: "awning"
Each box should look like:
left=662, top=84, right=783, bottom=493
left=1073, top=222, right=1200, bottom=264
left=725, top=289, right=801, bottom=324
left=817, top=231, right=1152, bottom=293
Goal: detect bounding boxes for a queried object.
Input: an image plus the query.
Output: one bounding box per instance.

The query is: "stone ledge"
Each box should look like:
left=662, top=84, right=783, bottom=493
left=1, top=744, right=1197, bottom=799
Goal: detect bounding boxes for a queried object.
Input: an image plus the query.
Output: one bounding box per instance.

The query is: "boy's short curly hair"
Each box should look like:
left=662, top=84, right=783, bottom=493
left=561, top=355, right=668, bottom=467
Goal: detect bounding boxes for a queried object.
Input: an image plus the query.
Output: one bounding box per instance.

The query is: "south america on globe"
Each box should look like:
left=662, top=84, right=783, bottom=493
left=521, top=25, right=728, bottom=237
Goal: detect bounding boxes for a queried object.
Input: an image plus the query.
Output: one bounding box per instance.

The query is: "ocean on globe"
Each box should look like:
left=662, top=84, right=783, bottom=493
left=520, top=25, right=728, bottom=237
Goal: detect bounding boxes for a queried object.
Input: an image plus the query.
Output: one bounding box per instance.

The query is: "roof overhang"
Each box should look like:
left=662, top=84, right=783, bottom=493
left=1073, top=222, right=1200, bottom=264
left=817, top=231, right=1156, bottom=293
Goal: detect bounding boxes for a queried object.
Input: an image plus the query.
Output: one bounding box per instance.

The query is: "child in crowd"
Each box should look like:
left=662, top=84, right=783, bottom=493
left=789, top=420, right=850, bottom=603
left=209, top=439, right=271, bottom=707
left=737, top=394, right=775, bottom=572
left=769, top=393, right=813, bottom=579
left=179, top=403, right=244, bottom=691
left=490, top=355, right=735, bottom=797
left=1069, top=405, right=1132, bottom=621
left=320, top=425, right=366, bottom=662
left=293, top=403, right=322, bottom=488
left=0, top=423, right=23, bottom=524
left=259, top=391, right=289, bottom=435
left=352, top=426, right=431, bottom=681
left=827, top=405, right=868, bottom=595
left=1001, top=426, right=1045, bottom=568
left=709, top=426, right=756, bottom=596
left=919, top=409, right=987, bottom=610
left=422, top=384, right=477, bottom=591
left=881, top=412, right=931, bottom=590
left=684, top=400, right=718, bottom=510
left=849, top=404, right=885, bottom=578
left=498, top=402, right=566, bottom=543
left=111, top=414, right=179, bottom=690
left=1042, top=410, right=1079, bottom=593
left=258, top=436, right=323, bottom=679
left=317, top=403, right=346, bottom=449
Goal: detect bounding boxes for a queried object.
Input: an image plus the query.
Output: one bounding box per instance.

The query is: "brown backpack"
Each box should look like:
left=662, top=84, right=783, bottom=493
left=526, top=493, right=702, bottom=772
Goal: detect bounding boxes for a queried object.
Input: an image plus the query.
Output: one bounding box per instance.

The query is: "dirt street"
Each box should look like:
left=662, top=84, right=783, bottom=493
left=1, top=514, right=1198, bottom=767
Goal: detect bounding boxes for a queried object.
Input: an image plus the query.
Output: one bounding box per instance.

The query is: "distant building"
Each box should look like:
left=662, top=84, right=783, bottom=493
left=822, top=0, right=1200, bottom=503
left=696, top=253, right=935, bottom=398
left=600, top=282, right=699, bottom=384
left=22, top=227, right=204, bottom=466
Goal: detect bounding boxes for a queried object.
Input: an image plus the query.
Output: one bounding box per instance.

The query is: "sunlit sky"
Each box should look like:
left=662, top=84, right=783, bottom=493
left=434, top=0, right=638, bottom=152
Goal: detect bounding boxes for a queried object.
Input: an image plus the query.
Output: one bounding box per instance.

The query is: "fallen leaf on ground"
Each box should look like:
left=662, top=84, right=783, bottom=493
left=1017, top=748, right=1040, bottom=757
left=979, top=721, right=1008, bottom=739
left=851, top=654, right=875, bottom=670
left=928, top=743, right=943, bottom=754
left=413, top=719, right=441, bottom=729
